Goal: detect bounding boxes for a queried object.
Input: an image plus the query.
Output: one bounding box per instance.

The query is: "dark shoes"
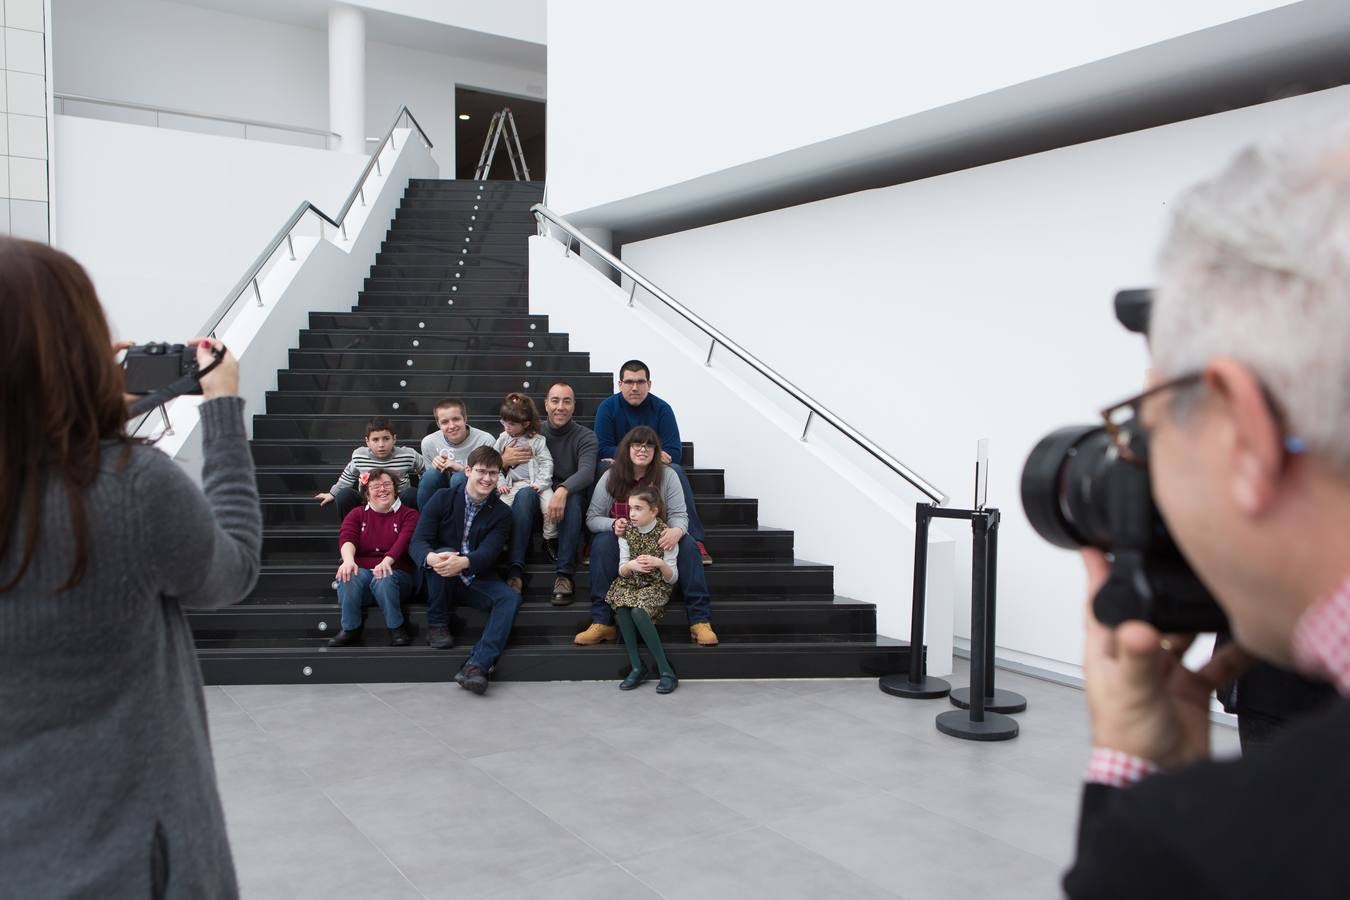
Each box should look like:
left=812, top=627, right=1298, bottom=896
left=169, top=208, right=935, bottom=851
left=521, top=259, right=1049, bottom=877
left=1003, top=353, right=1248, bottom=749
left=543, top=538, right=559, bottom=562
left=619, top=668, right=649, bottom=690
left=551, top=575, right=574, bottom=606
left=656, top=673, right=679, bottom=694
left=389, top=625, right=411, bottom=647
left=426, top=625, right=454, bottom=650
left=327, top=628, right=363, bottom=647
left=454, top=663, right=489, bottom=695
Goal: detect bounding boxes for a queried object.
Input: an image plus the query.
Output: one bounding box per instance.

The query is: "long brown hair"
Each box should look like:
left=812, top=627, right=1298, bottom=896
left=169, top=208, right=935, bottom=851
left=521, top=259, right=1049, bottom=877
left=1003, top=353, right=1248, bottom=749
left=499, top=392, right=540, bottom=437
left=0, top=239, right=131, bottom=591
left=608, top=426, right=664, bottom=500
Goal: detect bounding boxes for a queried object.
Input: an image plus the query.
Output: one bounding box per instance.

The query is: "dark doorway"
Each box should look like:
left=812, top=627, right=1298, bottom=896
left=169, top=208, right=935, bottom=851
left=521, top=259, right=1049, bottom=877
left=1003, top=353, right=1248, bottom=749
left=455, top=87, right=545, bottom=182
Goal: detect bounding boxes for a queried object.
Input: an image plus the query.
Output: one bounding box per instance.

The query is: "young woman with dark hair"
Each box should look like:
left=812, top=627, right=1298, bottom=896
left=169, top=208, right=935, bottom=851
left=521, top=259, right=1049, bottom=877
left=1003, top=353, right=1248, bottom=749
left=0, top=238, right=261, bottom=896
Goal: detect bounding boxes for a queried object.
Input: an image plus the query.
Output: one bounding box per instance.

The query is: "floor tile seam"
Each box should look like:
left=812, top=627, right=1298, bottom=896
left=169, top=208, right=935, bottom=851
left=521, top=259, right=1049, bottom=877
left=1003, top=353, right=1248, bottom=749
left=214, top=688, right=324, bottom=792
left=765, top=791, right=1067, bottom=881
left=316, top=781, right=434, bottom=899
left=712, top=821, right=909, bottom=899
left=361, top=682, right=478, bottom=763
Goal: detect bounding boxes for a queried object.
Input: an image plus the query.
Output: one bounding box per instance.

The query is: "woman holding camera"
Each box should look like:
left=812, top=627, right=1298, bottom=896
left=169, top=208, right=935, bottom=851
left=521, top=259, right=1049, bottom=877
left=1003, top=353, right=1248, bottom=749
left=0, top=239, right=261, bottom=897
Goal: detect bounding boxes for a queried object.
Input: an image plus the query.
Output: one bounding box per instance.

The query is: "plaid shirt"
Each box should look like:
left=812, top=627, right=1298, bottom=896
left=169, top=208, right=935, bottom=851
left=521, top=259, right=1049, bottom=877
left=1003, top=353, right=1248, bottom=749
left=1088, top=576, right=1350, bottom=788
left=459, top=487, right=486, bottom=585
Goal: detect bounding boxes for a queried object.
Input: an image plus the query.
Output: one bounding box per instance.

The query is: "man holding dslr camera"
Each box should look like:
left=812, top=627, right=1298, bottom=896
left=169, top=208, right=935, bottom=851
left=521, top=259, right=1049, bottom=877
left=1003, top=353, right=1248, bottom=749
left=1058, top=132, right=1350, bottom=896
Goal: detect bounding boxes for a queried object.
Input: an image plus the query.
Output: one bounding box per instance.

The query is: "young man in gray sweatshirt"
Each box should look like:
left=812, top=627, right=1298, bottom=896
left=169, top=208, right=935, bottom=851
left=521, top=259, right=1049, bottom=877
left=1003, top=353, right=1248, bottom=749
left=500, top=381, right=597, bottom=604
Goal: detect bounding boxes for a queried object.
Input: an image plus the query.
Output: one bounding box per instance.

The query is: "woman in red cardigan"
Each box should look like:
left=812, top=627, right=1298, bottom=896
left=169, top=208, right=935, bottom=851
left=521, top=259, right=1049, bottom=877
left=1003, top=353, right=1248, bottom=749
left=329, top=468, right=420, bottom=646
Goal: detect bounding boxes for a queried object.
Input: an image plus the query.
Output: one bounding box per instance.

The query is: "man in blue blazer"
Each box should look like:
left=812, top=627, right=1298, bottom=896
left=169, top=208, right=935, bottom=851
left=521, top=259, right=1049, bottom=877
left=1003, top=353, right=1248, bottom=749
left=411, top=446, right=521, bottom=695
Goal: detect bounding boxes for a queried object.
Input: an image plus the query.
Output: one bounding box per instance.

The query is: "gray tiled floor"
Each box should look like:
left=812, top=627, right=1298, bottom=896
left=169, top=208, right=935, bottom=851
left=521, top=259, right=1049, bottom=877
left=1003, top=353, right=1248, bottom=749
left=209, top=663, right=1241, bottom=899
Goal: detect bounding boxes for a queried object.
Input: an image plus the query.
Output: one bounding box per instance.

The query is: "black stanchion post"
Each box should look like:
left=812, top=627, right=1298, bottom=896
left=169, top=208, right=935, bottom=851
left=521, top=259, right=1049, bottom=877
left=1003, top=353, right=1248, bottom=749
left=950, top=510, right=1027, bottom=714
left=937, top=511, right=1018, bottom=741
left=879, top=503, right=952, bottom=699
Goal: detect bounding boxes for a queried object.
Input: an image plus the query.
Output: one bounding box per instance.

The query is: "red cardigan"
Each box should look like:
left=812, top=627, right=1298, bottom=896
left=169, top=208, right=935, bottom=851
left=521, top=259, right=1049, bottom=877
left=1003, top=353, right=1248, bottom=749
left=338, top=503, right=420, bottom=572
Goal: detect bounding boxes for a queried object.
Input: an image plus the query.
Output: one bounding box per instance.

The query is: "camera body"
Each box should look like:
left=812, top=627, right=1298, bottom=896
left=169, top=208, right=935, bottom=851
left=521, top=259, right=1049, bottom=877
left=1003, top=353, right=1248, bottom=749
left=1019, top=291, right=1228, bottom=634
left=123, top=343, right=202, bottom=396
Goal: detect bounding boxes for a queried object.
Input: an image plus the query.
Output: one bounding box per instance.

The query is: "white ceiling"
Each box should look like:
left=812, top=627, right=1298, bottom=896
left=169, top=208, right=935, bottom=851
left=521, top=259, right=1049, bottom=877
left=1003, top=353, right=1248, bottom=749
left=170, top=0, right=546, bottom=70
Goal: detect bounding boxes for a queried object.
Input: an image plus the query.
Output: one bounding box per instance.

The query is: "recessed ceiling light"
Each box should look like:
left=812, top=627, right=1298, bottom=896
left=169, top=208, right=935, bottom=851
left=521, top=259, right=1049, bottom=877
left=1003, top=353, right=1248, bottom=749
left=458, top=114, right=471, bottom=121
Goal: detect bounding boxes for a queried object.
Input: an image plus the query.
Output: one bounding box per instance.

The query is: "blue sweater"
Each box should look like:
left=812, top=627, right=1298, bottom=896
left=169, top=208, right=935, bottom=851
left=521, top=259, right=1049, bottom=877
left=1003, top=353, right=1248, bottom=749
left=593, top=392, right=683, bottom=465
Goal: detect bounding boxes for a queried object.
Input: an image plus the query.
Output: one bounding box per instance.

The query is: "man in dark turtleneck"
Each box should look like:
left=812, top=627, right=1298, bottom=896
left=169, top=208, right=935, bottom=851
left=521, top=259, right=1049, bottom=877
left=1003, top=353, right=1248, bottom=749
left=500, top=381, right=597, bottom=605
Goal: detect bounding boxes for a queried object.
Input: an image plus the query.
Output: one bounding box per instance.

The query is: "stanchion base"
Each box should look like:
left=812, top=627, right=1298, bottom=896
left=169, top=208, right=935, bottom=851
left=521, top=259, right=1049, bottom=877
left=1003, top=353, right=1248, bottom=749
left=878, top=674, right=951, bottom=700
left=935, top=709, right=1020, bottom=742
left=949, top=687, right=1027, bottom=714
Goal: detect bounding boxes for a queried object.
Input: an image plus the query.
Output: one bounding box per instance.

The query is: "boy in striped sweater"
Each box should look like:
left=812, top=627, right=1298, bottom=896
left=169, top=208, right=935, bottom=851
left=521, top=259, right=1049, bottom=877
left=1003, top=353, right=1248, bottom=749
left=315, top=416, right=425, bottom=520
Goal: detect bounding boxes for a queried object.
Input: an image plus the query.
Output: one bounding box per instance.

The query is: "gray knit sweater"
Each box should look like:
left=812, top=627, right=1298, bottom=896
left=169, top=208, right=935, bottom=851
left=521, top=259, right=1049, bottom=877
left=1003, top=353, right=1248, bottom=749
left=0, top=397, right=261, bottom=899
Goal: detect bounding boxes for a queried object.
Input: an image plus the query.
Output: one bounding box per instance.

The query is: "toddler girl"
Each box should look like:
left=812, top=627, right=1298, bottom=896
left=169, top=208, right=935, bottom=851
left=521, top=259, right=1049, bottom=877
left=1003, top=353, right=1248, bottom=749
left=606, top=486, right=680, bottom=693
left=493, top=394, right=556, bottom=568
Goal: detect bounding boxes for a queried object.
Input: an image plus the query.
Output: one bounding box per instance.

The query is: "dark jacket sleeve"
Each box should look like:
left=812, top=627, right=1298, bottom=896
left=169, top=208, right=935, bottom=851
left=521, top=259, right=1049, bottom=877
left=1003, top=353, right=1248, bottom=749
left=594, top=396, right=619, bottom=460
left=1064, top=782, right=1207, bottom=899
left=410, top=490, right=448, bottom=565
left=656, top=399, right=683, bottom=465
left=561, top=427, right=598, bottom=493
left=466, top=503, right=510, bottom=576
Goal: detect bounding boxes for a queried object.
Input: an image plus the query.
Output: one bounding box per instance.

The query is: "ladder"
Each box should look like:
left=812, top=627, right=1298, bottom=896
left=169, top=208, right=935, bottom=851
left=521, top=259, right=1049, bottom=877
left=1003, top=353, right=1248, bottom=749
left=472, top=108, right=531, bottom=181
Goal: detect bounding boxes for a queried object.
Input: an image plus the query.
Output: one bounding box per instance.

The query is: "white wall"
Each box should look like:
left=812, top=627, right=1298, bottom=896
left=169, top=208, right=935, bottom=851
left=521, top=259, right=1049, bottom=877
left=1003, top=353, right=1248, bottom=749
left=154, top=125, right=437, bottom=475
left=530, top=236, right=959, bottom=674
left=545, top=0, right=1295, bottom=216
left=53, top=114, right=367, bottom=343
left=616, top=86, right=1350, bottom=677
left=50, top=0, right=546, bottom=176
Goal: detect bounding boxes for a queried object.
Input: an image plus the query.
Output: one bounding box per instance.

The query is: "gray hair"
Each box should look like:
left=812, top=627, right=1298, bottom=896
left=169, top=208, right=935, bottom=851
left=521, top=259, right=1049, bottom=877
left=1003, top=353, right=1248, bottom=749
left=1151, top=126, right=1350, bottom=470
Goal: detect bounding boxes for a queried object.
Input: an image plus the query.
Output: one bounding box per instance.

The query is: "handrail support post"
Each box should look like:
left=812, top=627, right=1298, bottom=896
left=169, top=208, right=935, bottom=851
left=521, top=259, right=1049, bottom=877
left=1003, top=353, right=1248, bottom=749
left=627, top=282, right=638, bottom=308
left=801, top=411, right=814, bottom=442
left=158, top=405, right=174, bottom=437
left=251, top=277, right=263, bottom=308
left=705, top=338, right=716, bottom=367
left=285, top=233, right=295, bottom=261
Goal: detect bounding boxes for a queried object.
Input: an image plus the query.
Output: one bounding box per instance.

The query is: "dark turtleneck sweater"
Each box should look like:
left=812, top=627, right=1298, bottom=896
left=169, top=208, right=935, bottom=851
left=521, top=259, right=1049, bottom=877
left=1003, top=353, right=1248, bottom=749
left=541, top=417, right=598, bottom=493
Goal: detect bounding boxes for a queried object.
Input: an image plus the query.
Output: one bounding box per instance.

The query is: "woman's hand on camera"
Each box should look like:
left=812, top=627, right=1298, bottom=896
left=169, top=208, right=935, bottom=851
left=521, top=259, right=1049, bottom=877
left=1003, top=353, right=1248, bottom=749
left=1081, top=548, right=1254, bottom=769
left=191, top=337, right=239, bottom=399
left=336, top=560, right=359, bottom=583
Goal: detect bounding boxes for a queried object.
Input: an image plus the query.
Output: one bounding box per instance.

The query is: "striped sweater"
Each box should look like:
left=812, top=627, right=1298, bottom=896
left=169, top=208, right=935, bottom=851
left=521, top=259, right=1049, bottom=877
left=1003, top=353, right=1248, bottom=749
left=329, top=445, right=425, bottom=495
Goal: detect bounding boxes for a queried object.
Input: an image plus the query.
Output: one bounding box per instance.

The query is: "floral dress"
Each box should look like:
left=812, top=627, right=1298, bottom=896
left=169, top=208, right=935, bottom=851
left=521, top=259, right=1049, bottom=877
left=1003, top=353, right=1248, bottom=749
left=606, top=519, right=674, bottom=622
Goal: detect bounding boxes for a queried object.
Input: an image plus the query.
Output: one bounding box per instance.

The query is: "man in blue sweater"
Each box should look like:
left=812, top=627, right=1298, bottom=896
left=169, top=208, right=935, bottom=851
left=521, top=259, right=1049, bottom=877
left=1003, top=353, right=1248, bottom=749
left=593, top=359, right=711, bottom=565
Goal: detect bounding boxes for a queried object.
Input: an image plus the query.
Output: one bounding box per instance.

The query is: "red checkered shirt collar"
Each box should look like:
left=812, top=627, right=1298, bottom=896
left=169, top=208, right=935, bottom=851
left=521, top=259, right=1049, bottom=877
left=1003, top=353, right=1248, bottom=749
left=1291, top=577, right=1350, bottom=697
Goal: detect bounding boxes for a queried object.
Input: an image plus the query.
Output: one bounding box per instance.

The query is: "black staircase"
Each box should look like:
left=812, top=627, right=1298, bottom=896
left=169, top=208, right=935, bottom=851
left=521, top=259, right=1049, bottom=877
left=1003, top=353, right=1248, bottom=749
left=189, top=179, right=913, bottom=683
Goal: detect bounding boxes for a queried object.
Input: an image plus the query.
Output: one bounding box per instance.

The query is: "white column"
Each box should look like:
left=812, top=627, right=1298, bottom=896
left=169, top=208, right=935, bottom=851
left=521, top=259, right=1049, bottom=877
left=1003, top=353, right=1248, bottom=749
left=328, top=5, right=366, bottom=155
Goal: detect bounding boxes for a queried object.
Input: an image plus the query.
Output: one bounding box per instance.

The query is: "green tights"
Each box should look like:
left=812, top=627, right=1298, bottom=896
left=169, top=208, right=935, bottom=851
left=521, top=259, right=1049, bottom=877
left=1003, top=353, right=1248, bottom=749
left=614, top=607, right=675, bottom=677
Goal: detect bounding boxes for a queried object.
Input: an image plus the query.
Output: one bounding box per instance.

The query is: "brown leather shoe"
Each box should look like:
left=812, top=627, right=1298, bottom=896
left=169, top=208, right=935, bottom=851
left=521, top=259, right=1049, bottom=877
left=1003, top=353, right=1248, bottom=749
left=689, top=622, right=719, bottom=646
left=551, top=575, right=574, bottom=606
left=574, top=623, right=618, bottom=645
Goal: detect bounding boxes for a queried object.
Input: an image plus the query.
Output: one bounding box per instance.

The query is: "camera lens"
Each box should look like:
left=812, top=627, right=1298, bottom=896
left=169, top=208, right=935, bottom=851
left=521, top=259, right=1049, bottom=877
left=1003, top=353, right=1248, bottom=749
left=1020, top=425, right=1118, bottom=550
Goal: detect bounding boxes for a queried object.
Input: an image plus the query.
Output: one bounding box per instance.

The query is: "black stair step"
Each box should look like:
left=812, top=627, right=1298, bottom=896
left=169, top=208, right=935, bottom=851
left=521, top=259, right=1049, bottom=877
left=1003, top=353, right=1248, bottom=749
left=188, top=599, right=877, bottom=641
left=255, top=527, right=787, bottom=566
left=253, top=464, right=724, bottom=495
left=406, top=178, right=543, bottom=190
left=286, top=349, right=589, bottom=372
left=257, top=498, right=759, bottom=530
left=389, top=212, right=538, bottom=227
left=246, top=560, right=831, bottom=601
left=295, top=330, right=570, bottom=353
left=307, top=312, right=550, bottom=332
left=364, top=275, right=528, bottom=289
left=378, top=247, right=528, bottom=262
left=193, top=637, right=909, bottom=684
left=264, top=390, right=608, bottom=417
left=270, top=370, right=617, bottom=396
left=400, top=195, right=540, bottom=208
left=381, top=235, right=533, bottom=253
left=370, top=263, right=528, bottom=280
left=250, top=439, right=694, bottom=467
left=357, top=294, right=526, bottom=310
left=252, top=413, right=576, bottom=440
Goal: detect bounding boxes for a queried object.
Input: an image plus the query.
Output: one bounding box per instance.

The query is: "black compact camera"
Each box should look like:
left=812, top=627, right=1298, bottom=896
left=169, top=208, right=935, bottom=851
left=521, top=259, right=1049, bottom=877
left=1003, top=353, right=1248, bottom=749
left=1019, top=290, right=1227, bottom=633
left=123, top=343, right=204, bottom=396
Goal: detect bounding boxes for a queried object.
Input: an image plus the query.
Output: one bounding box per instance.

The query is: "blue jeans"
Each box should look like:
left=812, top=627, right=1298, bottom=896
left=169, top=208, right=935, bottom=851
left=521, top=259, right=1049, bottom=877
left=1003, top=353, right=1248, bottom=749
left=588, top=531, right=711, bottom=626
left=336, top=484, right=418, bottom=520
left=424, top=549, right=523, bottom=669
left=337, top=567, right=412, bottom=631
left=417, top=469, right=467, bottom=510
left=508, top=485, right=589, bottom=577
left=596, top=460, right=704, bottom=543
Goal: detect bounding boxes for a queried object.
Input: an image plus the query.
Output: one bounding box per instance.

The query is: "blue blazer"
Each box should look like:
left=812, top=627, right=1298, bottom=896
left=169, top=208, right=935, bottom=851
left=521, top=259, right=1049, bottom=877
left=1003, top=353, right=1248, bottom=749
left=410, top=487, right=511, bottom=581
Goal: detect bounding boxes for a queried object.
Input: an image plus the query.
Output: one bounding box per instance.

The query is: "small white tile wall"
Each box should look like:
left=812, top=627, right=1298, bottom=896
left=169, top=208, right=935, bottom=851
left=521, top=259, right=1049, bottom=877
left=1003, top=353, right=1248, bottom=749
left=2, top=0, right=47, bottom=240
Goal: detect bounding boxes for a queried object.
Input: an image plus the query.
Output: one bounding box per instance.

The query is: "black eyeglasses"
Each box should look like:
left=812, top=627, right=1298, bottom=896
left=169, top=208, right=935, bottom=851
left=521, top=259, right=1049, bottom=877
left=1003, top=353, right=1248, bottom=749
left=1100, top=370, right=1307, bottom=465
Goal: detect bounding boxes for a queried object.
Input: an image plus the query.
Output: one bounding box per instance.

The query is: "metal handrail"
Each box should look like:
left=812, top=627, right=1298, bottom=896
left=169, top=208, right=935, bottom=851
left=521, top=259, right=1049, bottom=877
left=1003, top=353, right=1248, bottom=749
left=55, top=92, right=339, bottom=143
left=199, top=105, right=432, bottom=341
left=531, top=204, right=948, bottom=505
